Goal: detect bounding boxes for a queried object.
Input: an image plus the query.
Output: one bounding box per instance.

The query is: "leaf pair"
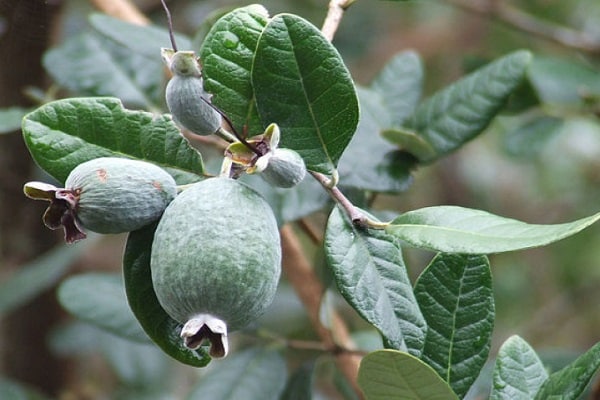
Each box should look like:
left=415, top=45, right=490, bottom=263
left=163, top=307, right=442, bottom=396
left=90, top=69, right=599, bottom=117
left=200, top=5, right=359, bottom=175
left=326, top=210, right=493, bottom=398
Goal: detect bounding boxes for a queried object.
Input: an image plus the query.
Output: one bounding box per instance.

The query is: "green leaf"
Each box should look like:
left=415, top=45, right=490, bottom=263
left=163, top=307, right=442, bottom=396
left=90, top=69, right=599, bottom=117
left=185, top=347, right=287, bottom=399
left=280, top=362, right=315, bottom=400
left=358, top=349, right=459, bottom=400
left=407, top=50, right=532, bottom=162
left=89, top=13, right=191, bottom=58
left=385, top=206, right=600, bottom=254
left=325, top=207, right=426, bottom=356
left=22, top=97, right=204, bottom=184
left=0, top=240, right=92, bottom=316
left=43, top=32, right=163, bottom=109
left=490, top=335, right=548, bottom=400
left=252, top=13, right=360, bottom=175
left=381, top=127, right=437, bottom=162
left=338, top=87, right=416, bottom=193
left=370, top=50, right=423, bottom=127
left=123, top=223, right=210, bottom=368
left=528, top=56, right=600, bottom=105
left=57, top=272, right=149, bottom=343
left=534, top=342, right=600, bottom=400
left=0, top=107, right=30, bottom=134
left=199, top=5, right=269, bottom=135
left=414, top=254, right=494, bottom=398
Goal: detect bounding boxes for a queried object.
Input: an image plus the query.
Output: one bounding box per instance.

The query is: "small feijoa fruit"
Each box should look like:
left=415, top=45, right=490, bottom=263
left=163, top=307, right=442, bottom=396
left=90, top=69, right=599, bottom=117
left=162, top=49, right=222, bottom=136
left=24, top=157, right=177, bottom=243
left=258, top=148, right=306, bottom=188
left=150, top=177, right=281, bottom=358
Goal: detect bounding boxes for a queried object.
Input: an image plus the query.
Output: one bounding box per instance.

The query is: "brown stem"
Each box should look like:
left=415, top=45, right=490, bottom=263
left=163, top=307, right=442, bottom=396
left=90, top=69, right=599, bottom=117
left=446, top=0, right=600, bottom=54
left=90, top=0, right=149, bottom=25
left=310, top=171, right=370, bottom=229
left=321, top=0, right=355, bottom=42
left=280, top=225, right=364, bottom=399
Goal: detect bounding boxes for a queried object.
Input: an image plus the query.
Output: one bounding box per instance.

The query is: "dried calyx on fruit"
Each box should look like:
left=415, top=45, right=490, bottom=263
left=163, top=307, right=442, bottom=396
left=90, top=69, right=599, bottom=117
left=225, top=123, right=306, bottom=187
left=150, top=177, right=281, bottom=358
left=24, top=157, right=177, bottom=243
left=162, top=48, right=222, bottom=136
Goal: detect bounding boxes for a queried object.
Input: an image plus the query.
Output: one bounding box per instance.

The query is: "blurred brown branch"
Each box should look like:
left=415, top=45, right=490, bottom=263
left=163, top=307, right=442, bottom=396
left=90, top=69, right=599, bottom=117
left=280, top=225, right=364, bottom=399
left=89, top=0, right=149, bottom=25
left=446, top=0, right=600, bottom=54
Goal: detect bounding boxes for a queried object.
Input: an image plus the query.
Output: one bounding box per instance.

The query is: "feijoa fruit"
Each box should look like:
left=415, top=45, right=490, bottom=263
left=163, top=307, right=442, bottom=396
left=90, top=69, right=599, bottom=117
left=24, top=157, right=177, bottom=243
left=162, top=49, right=222, bottom=136
left=150, top=177, right=281, bottom=358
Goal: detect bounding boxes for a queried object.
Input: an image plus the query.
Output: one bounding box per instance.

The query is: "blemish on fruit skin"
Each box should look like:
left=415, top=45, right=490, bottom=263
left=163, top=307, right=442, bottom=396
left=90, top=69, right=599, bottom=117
left=152, top=181, right=163, bottom=191
left=97, top=168, right=108, bottom=183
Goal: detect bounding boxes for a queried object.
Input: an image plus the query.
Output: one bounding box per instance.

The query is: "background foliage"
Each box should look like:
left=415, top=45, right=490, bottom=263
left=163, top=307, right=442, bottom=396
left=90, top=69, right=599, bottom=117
left=0, top=0, right=599, bottom=399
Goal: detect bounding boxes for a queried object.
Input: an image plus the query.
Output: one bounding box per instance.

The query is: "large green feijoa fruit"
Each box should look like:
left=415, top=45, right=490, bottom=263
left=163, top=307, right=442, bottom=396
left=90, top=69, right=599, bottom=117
left=162, top=49, right=222, bottom=136
left=24, top=157, right=177, bottom=243
left=150, top=177, right=281, bottom=358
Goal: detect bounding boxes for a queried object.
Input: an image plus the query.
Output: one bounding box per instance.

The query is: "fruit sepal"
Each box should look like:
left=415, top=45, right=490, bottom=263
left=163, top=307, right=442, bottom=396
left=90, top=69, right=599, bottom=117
left=181, top=314, right=229, bottom=358
left=23, top=181, right=86, bottom=244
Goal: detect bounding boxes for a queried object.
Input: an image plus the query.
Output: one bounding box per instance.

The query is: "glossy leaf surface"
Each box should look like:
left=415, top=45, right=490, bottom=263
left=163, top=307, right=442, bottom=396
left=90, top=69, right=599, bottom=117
left=200, top=5, right=269, bottom=135
left=253, top=13, right=359, bottom=175
left=22, top=97, right=204, bottom=184
left=414, top=253, right=494, bottom=398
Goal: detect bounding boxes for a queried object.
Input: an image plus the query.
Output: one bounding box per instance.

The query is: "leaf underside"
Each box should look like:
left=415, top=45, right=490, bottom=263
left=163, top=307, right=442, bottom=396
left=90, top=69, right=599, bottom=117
left=386, top=205, right=600, bottom=254
left=358, top=350, right=459, bottom=400
left=490, top=335, right=548, bottom=400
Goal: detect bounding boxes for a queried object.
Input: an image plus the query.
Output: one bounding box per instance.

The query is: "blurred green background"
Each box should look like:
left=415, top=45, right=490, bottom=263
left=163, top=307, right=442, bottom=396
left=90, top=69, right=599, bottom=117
left=0, top=0, right=599, bottom=398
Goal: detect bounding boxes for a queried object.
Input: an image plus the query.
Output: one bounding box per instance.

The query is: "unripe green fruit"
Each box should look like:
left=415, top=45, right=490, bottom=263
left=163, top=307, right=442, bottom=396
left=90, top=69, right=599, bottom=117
left=164, top=51, right=222, bottom=136
left=150, top=177, right=281, bottom=358
left=64, top=157, right=177, bottom=234
left=260, top=148, right=306, bottom=188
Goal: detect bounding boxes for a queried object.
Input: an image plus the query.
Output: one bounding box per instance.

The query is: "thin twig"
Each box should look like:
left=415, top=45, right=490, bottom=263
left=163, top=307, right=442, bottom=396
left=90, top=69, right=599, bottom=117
left=159, top=0, right=178, bottom=51
left=311, top=171, right=368, bottom=228
left=297, top=218, right=323, bottom=244
left=321, top=0, right=356, bottom=42
left=280, top=225, right=364, bottom=399
left=446, top=0, right=600, bottom=54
